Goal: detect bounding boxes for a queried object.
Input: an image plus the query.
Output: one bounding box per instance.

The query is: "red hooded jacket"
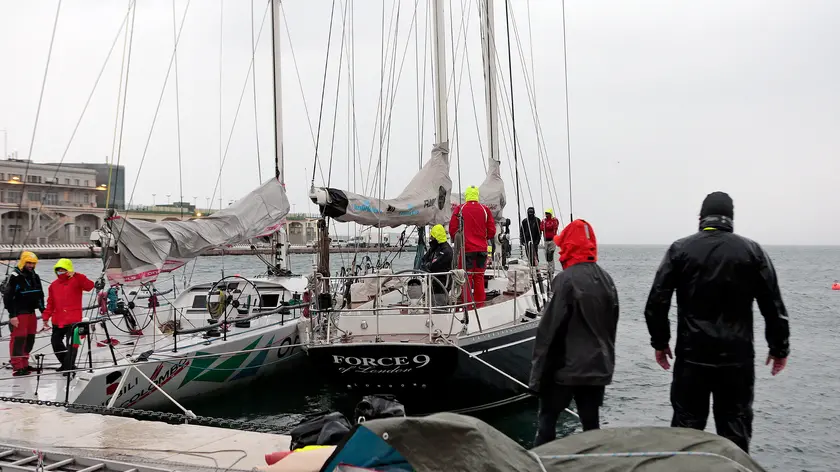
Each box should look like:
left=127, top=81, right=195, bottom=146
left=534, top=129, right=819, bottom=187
left=43, top=272, right=95, bottom=328
left=540, top=216, right=560, bottom=241
left=553, top=219, right=598, bottom=269
left=449, top=202, right=497, bottom=253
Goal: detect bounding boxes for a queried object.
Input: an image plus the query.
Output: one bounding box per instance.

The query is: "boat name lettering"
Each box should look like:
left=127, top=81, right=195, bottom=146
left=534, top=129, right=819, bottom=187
left=332, top=354, right=430, bottom=374
left=121, top=358, right=190, bottom=408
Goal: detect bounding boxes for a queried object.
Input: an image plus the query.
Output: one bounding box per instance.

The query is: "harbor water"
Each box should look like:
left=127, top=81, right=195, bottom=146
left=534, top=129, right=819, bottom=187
left=14, top=245, right=839, bottom=472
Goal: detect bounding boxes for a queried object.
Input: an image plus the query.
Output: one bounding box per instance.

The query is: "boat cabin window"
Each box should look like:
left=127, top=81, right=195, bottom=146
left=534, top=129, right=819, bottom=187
left=192, top=295, right=207, bottom=309
left=261, top=294, right=280, bottom=308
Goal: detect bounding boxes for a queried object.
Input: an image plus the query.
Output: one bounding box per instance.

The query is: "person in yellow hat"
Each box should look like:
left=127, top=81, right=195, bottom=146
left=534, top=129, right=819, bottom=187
left=421, top=224, right=453, bottom=308
left=449, top=186, right=496, bottom=308
left=42, top=258, right=95, bottom=371
left=2, top=251, right=45, bottom=376
left=540, top=208, right=560, bottom=274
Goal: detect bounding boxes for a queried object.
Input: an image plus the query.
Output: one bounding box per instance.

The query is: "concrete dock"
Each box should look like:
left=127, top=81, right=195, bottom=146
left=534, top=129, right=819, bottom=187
left=0, top=401, right=290, bottom=471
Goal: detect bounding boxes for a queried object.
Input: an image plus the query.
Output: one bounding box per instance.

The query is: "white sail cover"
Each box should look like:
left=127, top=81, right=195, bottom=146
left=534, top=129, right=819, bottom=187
left=312, top=143, right=452, bottom=228
left=102, top=178, right=290, bottom=285
left=451, top=158, right=506, bottom=220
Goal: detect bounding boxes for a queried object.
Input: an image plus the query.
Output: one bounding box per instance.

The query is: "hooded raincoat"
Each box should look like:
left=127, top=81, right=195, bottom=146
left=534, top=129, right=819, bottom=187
left=43, top=259, right=95, bottom=328
left=530, top=220, right=619, bottom=391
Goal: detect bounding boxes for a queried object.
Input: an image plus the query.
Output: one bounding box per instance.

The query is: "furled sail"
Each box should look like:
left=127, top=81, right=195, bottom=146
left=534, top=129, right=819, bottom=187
left=99, top=178, right=290, bottom=285
left=451, top=158, right=506, bottom=221
left=310, top=143, right=452, bottom=228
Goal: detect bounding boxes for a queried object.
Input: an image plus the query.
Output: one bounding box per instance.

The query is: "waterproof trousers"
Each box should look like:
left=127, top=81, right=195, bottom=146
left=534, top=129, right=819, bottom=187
left=534, top=385, right=605, bottom=447
left=460, top=252, right=486, bottom=308
left=51, top=325, right=77, bottom=370
left=524, top=241, right=539, bottom=266
left=9, top=313, right=36, bottom=370
left=670, top=359, right=754, bottom=453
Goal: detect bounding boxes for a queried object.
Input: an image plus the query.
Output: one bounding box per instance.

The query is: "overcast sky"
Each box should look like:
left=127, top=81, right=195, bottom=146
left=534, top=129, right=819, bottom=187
left=1, top=0, right=837, bottom=245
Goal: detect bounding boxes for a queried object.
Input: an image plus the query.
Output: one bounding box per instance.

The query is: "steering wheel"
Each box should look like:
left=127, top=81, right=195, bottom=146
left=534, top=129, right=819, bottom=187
left=391, top=268, right=450, bottom=309
left=206, top=275, right=263, bottom=322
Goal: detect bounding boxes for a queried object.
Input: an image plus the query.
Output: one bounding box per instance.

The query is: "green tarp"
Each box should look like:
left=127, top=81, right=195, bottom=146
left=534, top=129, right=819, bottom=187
left=322, top=412, right=766, bottom=472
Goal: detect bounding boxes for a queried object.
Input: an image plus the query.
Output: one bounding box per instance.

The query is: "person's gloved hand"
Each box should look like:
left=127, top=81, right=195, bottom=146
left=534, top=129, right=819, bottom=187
left=766, top=354, right=787, bottom=376
left=655, top=346, right=673, bottom=370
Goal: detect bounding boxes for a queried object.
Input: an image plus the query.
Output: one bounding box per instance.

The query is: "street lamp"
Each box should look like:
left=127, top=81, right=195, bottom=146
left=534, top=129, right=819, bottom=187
left=205, top=197, right=210, bottom=209
left=166, top=194, right=171, bottom=204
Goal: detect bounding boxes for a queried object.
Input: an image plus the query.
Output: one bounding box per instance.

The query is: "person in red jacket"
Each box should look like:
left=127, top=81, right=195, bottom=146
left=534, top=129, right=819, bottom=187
left=540, top=208, right=560, bottom=274
left=42, top=258, right=95, bottom=370
left=449, top=186, right=496, bottom=308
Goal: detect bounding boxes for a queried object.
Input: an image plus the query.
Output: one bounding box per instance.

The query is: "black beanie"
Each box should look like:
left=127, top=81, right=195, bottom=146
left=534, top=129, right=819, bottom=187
left=700, top=191, right=734, bottom=219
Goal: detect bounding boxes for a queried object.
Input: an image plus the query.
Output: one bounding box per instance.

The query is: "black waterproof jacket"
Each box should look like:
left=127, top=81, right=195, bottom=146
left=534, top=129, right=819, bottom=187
left=529, top=262, right=619, bottom=392
left=644, top=215, right=790, bottom=366
left=2, top=268, right=45, bottom=318
left=421, top=240, right=453, bottom=294
left=520, top=216, right=541, bottom=244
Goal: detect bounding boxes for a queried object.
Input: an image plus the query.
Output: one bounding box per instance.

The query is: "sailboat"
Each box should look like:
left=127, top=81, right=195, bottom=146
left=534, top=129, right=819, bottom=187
left=301, top=0, right=548, bottom=412
left=0, top=0, right=311, bottom=411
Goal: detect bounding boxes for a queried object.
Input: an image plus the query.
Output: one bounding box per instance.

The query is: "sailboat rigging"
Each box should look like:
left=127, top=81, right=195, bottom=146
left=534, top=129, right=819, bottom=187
left=3, top=0, right=311, bottom=411
left=299, top=0, right=552, bottom=413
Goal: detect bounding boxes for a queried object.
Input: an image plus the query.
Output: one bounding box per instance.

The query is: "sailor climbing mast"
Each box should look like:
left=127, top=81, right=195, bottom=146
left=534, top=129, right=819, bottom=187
left=270, top=0, right=290, bottom=273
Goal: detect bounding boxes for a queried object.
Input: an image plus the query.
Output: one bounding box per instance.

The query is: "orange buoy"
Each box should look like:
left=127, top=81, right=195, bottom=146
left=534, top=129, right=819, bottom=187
left=832, top=282, right=840, bottom=291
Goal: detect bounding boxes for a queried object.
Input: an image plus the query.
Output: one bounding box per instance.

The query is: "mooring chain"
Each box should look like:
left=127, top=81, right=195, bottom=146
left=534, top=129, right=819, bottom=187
left=0, top=395, right=292, bottom=434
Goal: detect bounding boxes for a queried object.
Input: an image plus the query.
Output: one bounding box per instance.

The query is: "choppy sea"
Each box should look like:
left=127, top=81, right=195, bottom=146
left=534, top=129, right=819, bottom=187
left=27, top=245, right=840, bottom=471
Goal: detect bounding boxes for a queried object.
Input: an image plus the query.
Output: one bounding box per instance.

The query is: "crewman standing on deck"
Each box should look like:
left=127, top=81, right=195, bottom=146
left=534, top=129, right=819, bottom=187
left=540, top=209, right=560, bottom=273
left=3, top=251, right=45, bottom=376
left=644, top=191, right=791, bottom=453
left=42, top=258, right=95, bottom=371
left=520, top=207, right=541, bottom=266
left=450, top=186, right=496, bottom=308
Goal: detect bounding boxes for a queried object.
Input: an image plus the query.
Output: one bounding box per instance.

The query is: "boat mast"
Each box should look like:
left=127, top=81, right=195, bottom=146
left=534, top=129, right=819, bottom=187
left=270, top=0, right=290, bottom=273
left=480, top=0, right=499, bottom=168
left=432, top=0, right=448, bottom=147
left=415, top=0, right=449, bottom=270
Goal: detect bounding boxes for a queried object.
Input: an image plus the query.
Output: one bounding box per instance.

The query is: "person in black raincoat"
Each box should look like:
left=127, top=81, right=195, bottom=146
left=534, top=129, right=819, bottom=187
left=421, top=224, right=454, bottom=308
left=529, top=219, right=619, bottom=447
left=520, top=207, right=541, bottom=266
left=644, top=191, right=790, bottom=453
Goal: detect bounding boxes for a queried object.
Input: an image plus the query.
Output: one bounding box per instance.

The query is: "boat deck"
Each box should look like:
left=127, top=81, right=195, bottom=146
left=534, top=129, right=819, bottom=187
left=0, top=401, right=289, bottom=471
left=0, top=325, right=164, bottom=403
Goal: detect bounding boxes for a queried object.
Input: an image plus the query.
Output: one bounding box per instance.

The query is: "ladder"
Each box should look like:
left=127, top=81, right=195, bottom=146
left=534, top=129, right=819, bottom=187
left=0, top=444, right=174, bottom=472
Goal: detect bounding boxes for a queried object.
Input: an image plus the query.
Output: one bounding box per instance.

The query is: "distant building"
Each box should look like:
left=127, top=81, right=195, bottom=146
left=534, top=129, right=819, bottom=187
left=286, top=214, right=320, bottom=245
left=0, top=159, right=107, bottom=244
left=58, top=162, right=126, bottom=210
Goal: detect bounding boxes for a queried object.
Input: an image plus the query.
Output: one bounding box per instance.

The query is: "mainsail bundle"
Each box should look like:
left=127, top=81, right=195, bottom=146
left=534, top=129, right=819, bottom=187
left=451, top=158, right=506, bottom=220
left=99, top=178, right=290, bottom=285
left=310, top=143, right=452, bottom=228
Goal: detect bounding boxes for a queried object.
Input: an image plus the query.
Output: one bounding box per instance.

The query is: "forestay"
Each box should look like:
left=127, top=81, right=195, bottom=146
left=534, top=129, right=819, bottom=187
left=102, top=178, right=290, bottom=285
left=311, top=143, right=452, bottom=228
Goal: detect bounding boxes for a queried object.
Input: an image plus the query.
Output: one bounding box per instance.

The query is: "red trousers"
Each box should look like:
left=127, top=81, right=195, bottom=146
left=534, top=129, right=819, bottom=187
left=9, top=313, right=36, bottom=370
left=459, top=252, right=487, bottom=308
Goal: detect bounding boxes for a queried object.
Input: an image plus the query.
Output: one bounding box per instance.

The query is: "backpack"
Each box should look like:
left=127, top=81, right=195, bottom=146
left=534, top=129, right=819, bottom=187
left=353, top=394, right=406, bottom=423
left=288, top=412, right=352, bottom=451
